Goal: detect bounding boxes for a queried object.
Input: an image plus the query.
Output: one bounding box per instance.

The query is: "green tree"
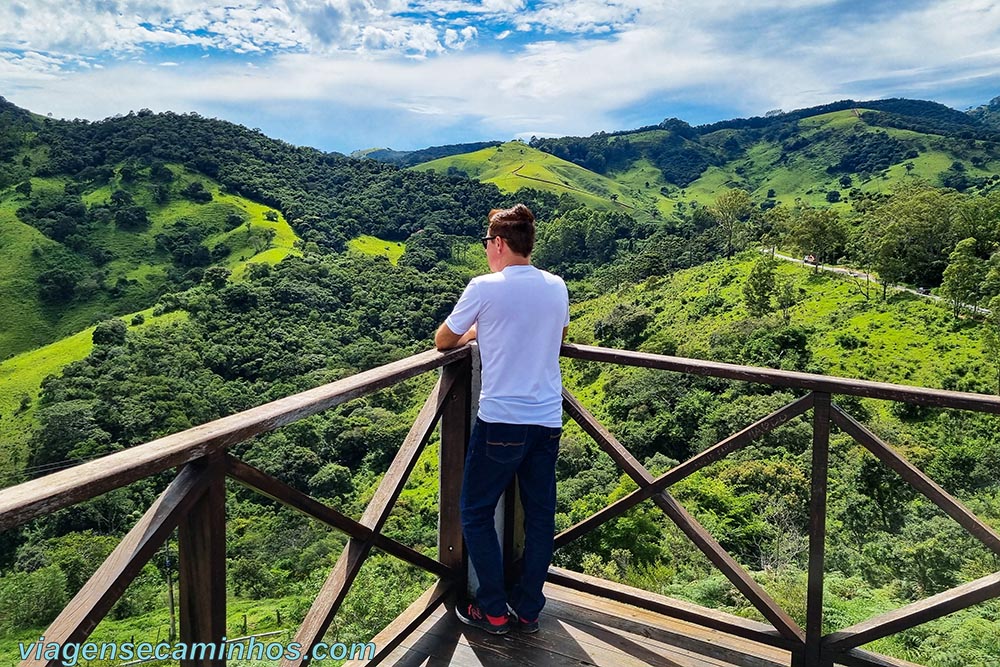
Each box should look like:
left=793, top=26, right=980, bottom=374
left=941, top=237, right=986, bottom=316
left=743, top=257, right=777, bottom=317
left=0, top=566, right=67, bottom=631
left=776, top=278, right=796, bottom=323
left=783, top=207, right=846, bottom=270
left=864, top=185, right=960, bottom=296
left=93, top=318, right=127, bottom=346
left=710, top=189, right=754, bottom=257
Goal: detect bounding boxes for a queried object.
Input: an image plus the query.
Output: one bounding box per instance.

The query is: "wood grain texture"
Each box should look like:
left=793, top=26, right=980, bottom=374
left=0, top=347, right=469, bottom=532
left=20, top=462, right=212, bottom=667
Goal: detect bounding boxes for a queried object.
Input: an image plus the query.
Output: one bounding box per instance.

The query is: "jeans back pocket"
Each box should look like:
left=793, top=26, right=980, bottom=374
left=484, top=422, right=528, bottom=464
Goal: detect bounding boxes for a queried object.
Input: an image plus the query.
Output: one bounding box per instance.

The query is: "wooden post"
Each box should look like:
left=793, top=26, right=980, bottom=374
left=178, top=454, right=227, bottom=667
left=803, top=392, right=832, bottom=667
left=439, top=354, right=472, bottom=584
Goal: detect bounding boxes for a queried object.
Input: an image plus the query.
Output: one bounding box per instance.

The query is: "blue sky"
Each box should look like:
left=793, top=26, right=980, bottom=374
left=2, top=1, right=1000, bottom=154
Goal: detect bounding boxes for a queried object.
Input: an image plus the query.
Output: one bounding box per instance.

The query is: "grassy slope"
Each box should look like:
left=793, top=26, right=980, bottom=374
left=414, top=141, right=671, bottom=220
left=566, top=253, right=988, bottom=390
left=0, top=310, right=189, bottom=486
left=348, top=235, right=405, bottom=265
left=686, top=110, right=1000, bottom=209
left=418, top=111, right=1000, bottom=220
left=0, top=174, right=300, bottom=485
left=560, top=253, right=996, bottom=662
left=0, top=167, right=299, bottom=359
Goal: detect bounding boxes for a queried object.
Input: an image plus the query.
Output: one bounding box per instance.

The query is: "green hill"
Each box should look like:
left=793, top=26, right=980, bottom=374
left=414, top=104, right=1000, bottom=217
left=352, top=140, right=502, bottom=167
left=415, top=141, right=673, bottom=221
left=0, top=167, right=298, bottom=358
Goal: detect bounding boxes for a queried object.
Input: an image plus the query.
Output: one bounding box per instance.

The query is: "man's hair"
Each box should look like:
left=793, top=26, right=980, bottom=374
left=488, top=204, right=535, bottom=257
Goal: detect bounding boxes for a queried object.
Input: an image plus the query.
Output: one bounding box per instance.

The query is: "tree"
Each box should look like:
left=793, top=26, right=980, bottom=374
left=92, top=318, right=127, bottom=346
left=782, top=207, right=846, bottom=270
left=15, top=180, right=31, bottom=197
left=743, top=257, right=776, bottom=316
left=776, top=279, right=796, bottom=323
left=941, top=238, right=986, bottom=316
left=109, top=189, right=134, bottom=208
left=864, top=185, right=960, bottom=295
left=202, top=266, right=231, bottom=289
left=115, top=205, right=149, bottom=229
left=594, top=303, right=652, bottom=349
left=710, top=189, right=754, bottom=257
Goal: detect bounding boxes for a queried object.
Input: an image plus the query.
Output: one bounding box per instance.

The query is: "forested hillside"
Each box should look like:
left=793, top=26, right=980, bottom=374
left=3, top=95, right=1000, bottom=665
left=410, top=99, right=1000, bottom=219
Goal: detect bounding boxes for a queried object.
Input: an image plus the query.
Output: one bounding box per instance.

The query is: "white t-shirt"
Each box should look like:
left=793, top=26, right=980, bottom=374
left=445, top=264, right=569, bottom=428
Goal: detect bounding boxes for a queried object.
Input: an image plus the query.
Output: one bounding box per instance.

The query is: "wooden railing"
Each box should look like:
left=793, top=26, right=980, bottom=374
left=2, top=342, right=999, bottom=667
left=553, top=345, right=1000, bottom=667
left=0, top=346, right=473, bottom=667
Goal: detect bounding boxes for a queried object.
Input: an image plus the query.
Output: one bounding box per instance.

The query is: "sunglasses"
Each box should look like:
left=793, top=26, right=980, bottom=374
left=480, top=235, right=500, bottom=249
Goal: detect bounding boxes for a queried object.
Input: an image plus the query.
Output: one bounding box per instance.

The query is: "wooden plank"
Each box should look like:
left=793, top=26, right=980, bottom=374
left=0, top=347, right=469, bottom=532
left=20, top=462, right=212, bottom=667
left=831, top=405, right=1000, bottom=556
left=824, top=571, right=1000, bottom=651
left=547, top=567, right=796, bottom=650
left=384, top=582, right=794, bottom=667
left=391, top=611, right=717, bottom=667
left=545, top=584, right=792, bottom=665
left=283, top=377, right=449, bottom=665
left=539, top=595, right=787, bottom=667
left=438, top=357, right=471, bottom=573
left=225, top=456, right=451, bottom=578
left=560, top=343, right=1000, bottom=414
left=804, top=393, right=831, bottom=667
left=178, top=455, right=226, bottom=667
left=555, top=393, right=812, bottom=550
left=343, top=579, right=453, bottom=666
left=559, top=393, right=805, bottom=645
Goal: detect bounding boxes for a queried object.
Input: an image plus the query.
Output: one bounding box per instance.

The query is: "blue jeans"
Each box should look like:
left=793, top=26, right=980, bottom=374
left=460, top=418, right=561, bottom=621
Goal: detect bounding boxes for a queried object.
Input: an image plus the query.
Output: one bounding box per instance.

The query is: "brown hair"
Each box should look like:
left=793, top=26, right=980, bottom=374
left=487, top=204, right=535, bottom=257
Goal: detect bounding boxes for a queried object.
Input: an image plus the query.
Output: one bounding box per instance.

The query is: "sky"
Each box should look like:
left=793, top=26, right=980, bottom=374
left=2, top=1, right=1000, bottom=154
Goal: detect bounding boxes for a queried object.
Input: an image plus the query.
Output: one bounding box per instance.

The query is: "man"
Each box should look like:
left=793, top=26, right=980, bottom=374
left=435, top=203, right=569, bottom=636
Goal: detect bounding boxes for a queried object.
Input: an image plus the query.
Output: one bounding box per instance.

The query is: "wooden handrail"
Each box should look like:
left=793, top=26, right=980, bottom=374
left=560, top=343, right=1000, bottom=413
left=0, top=346, right=468, bottom=532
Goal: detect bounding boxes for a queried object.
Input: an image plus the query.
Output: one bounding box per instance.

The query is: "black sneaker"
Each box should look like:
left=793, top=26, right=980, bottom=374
left=456, top=601, right=510, bottom=635
left=506, top=605, right=539, bottom=634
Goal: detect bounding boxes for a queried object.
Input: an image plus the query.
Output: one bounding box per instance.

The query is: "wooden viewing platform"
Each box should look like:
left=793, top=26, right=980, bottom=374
left=1, top=343, right=998, bottom=666
left=366, top=580, right=799, bottom=667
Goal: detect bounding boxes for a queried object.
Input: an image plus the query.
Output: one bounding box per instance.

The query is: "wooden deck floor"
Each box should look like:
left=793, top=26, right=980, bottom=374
left=368, top=583, right=793, bottom=667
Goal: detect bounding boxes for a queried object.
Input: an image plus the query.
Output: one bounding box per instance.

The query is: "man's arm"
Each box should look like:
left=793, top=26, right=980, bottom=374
left=435, top=322, right=477, bottom=351
left=562, top=326, right=568, bottom=341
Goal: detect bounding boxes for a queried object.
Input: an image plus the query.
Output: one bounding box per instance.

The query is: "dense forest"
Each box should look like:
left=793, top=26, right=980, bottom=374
left=3, top=96, right=1000, bottom=665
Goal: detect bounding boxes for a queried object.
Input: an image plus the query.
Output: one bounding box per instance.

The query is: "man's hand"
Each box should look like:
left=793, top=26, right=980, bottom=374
left=435, top=322, right=477, bottom=351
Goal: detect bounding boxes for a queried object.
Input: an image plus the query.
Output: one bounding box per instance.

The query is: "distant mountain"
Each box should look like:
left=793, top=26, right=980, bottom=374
left=353, top=141, right=502, bottom=167
left=968, top=96, right=1000, bottom=131
left=416, top=98, right=1000, bottom=213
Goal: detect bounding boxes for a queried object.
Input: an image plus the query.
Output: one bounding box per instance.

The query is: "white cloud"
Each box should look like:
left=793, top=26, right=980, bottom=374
left=444, top=26, right=477, bottom=49
left=514, top=0, right=644, bottom=34
left=3, top=0, right=1000, bottom=152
